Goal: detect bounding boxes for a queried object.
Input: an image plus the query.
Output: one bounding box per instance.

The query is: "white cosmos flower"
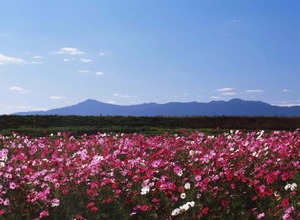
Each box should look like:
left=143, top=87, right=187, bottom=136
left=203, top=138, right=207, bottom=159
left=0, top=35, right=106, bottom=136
left=181, top=204, right=189, bottom=211
left=287, top=183, right=298, bottom=191
left=284, top=184, right=291, bottom=190
left=141, top=185, right=150, bottom=195
left=171, top=201, right=195, bottom=216
left=51, top=198, right=60, bottom=207
left=188, top=201, right=195, bottom=207
left=291, top=183, right=297, bottom=190
left=177, top=170, right=183, bottom=177
left=184, top=182, right=191, bottom=190
left=171, top=208, right=181, bottom=216
left=180, top=193, right=186, bottom=199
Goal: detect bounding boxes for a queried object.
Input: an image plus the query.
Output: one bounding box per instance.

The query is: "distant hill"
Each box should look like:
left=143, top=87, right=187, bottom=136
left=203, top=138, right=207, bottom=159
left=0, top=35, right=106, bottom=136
left=14, top=98, right=300, bottom=116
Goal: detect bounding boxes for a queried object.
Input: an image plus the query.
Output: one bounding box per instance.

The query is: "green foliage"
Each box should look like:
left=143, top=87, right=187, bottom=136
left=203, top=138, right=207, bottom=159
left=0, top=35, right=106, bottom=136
left=0, top=115, right=299, bottom=137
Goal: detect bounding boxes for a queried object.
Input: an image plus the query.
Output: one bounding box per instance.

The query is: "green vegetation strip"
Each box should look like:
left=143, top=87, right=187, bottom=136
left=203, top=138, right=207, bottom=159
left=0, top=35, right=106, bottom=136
left=0, top=115, right=299, bottom=137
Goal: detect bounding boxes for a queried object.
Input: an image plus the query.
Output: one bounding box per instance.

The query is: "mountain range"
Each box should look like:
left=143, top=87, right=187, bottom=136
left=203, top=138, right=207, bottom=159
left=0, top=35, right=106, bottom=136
left=14, top=99, right=300, bottom=116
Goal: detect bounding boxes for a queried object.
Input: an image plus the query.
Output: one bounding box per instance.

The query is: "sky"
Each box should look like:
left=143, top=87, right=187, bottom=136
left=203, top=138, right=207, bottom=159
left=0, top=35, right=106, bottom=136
left=0, top=0, right=299, bottom=114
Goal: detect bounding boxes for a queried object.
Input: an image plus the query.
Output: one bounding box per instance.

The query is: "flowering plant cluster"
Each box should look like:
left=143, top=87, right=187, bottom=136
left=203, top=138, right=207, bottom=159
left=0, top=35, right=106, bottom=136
left=0, top=129, right=299, bottom=219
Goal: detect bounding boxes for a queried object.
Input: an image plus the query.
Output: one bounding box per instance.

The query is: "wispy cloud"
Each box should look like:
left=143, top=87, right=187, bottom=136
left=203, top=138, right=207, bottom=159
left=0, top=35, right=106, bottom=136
left=214, top=87, right=237, bottom=96
left=283, top=89, right=292, bottom=92
left=245, top=89, right=264, bottom=93
left=63, top=58, right=75, bottom=62
left=230, top=19, right=241, bottom=23
left=273, top=100, right=300, bottom=107
left=215, top=87, right=234, bottom=92
left=9, top=86, right=31, bottom=94
left=32, top=55, right=43, bottom=59
left=30, top=61, right=42, bottom=64
left=95, top=71, right=105, bottom=76
left=77, top=70, right=91, bottom=73
left=210, top=96, right=221, bottom=99
left=80, top=58, right=93, bottom=63
left=50, top=96, right=65, bottom=100
left=0, top=54, right=26, bottom=65
left=99, top=52, right=106, bottom=56
left=220, top=92, right=237, bottom=96
left=77, top=70, right=105, bottom=76
left=107, top=100, right=116, bottom=104
left=54, top=47, right=86, bottom=55
left=275, top=104, right=300, bottom=107
left=14, top=105, right=47, bottom=111
left=16, top=105, right=34, bottom=110
left=113, top=93, right=132, bottom=98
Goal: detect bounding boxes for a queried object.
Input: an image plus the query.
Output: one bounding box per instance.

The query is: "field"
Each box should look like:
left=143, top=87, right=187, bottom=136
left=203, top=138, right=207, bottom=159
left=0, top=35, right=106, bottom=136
left=0, top=116, right=299, bottom=219
left=1, top=115, right=300, bottom=137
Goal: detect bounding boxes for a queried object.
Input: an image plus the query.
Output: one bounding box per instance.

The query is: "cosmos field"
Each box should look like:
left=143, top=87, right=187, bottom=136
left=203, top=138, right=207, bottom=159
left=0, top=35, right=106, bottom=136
left=0, top=129, right=299, bottom=219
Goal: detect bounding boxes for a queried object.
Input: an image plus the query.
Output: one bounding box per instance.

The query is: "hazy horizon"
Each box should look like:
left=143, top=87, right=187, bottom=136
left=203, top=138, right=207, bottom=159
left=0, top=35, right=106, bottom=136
left=1, top=0, right=299, bottom=114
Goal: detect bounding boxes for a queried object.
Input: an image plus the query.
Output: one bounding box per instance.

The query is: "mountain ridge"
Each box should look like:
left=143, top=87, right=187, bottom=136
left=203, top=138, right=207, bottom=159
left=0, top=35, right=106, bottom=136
left=14, top=99, right=300, bottom=116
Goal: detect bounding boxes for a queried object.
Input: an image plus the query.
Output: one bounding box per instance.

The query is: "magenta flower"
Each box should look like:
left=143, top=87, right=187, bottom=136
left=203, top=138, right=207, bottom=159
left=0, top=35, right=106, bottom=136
left=9, top=182, right=16, bottom=189
left=257, top=212, right=265, bottom=218
left=174, top=166, right=183, bottom=176
left=3, top=199, right=9, bottom=206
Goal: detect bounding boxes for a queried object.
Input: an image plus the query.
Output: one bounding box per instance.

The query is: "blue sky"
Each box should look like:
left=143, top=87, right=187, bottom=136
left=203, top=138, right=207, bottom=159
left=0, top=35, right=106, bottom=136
left=0, top=0, right=299, bottom=114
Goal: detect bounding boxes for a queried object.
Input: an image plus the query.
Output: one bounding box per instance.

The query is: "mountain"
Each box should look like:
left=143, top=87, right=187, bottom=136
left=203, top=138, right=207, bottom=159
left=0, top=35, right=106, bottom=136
left=14, top=98, right=300, bottom=116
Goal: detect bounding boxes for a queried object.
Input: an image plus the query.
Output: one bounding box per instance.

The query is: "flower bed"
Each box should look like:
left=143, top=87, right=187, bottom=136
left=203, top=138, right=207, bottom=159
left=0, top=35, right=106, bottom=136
left=0, top=130, right=299, bottom=219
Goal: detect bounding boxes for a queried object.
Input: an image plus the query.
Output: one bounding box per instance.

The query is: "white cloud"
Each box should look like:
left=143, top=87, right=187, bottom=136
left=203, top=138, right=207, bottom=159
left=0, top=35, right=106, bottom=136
left=99, top=52, right=106, bottom=56
left=215, top=87, right=234, bottom=92
left=30, top=61, right=41, bottom=64
left=32, top=55, right=43, bottom=59
left=245, top=89, right=264, bottom=93
left=210, top=96, right=221, bottom=99
left=50, top=96, right=65, bottom=100
left=63, top=58, right=75, bottom=62
left=273, top=103, right=300, bottom=107
left=273, top=100, right=300, bottom=107
left=220, top=92, right=237, bottom=96
left=0, top=54, right=26, bottom=65
left=230, top=19, right=241, bottom=23
left=107, top=100, right=116, bottom=104
left=9, top=86, right=31, bottom=94
left=113, top=93, right=131, bottom=98
left=10, top=86, right=23, bottom=92
left=283, top=89, right=292, bottom=92
left=77, top=70, right=91, bottom=73
left=54, top=47, right=86, bottom=55
left=14, top=105, right=47, bottom=111
left=80, top=58, right=93, bottom=63
left=95, top=71, right=105, bottom=76
left=17, top=105, right=33, bottom=109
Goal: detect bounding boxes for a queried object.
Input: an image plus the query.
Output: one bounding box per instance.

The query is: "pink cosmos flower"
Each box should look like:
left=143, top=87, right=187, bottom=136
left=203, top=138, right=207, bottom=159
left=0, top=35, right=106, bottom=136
left=171, top=195, right=178, bottom=202
left=259, top=185, right=266, bottom=193
left=9, top=182, right=16, bottom=189
left=195, top=175, right=202, bottom=181
left=173, top=166, right=182, bottom=173
left=86, top=202, right=95, bottom=208
left=257, top=212, right=265, bottom=218
left=74, top=215, right=84, bottom=220
left=39, top=211, right=49, bottom=218
left=140, top=205, right=149, bottom=211
left=90, top=207, right=98, bottom=212
left=151, top=159, right=162, bottom=168
left=3, top=199, right=9, bottom=206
